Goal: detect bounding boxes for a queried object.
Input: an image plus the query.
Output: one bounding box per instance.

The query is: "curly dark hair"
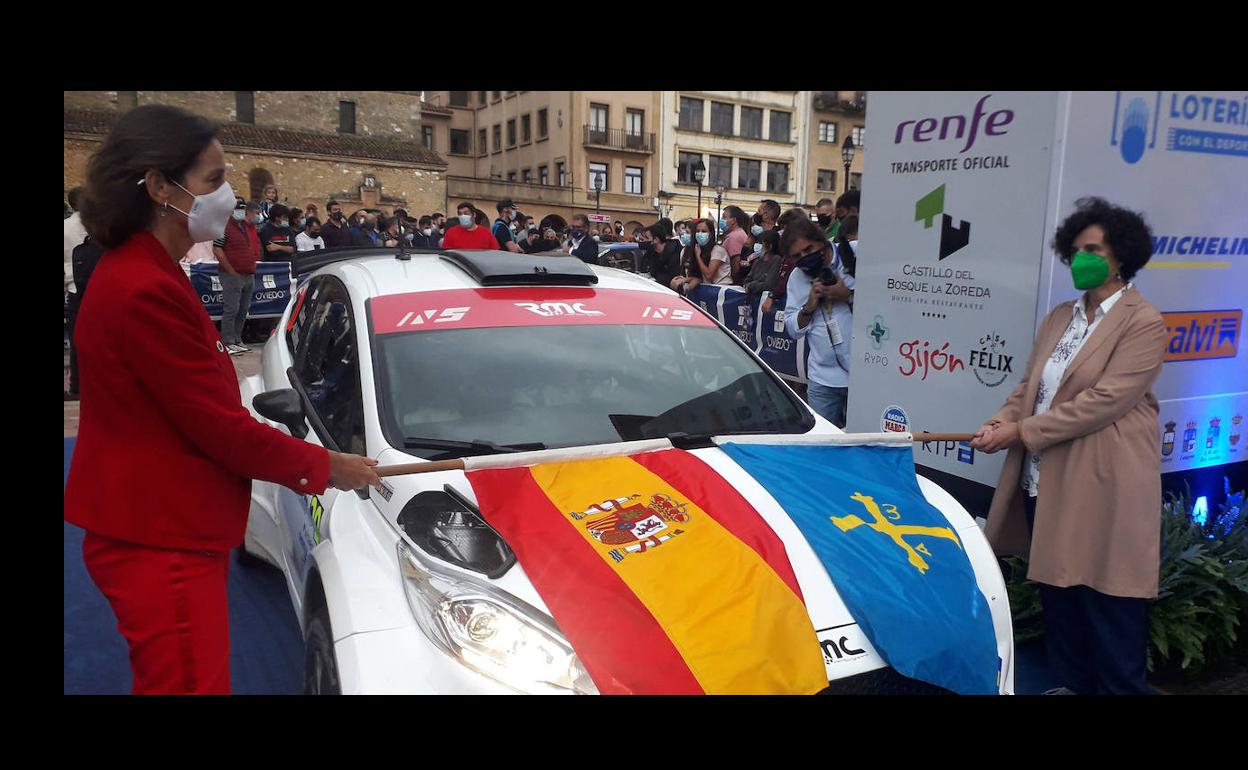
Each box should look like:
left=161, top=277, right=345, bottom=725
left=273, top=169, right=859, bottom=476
left=1052, top=197, right=1154, bottom=281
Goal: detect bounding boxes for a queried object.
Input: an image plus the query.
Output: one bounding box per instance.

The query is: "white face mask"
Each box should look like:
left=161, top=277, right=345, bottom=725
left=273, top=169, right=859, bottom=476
left=422, top=228, right=433, bottom=236
left=169, top=180, right=236, bottom=243
left=458, top=213, right=473, bottom=227
left=231, top=209, right=246, bottom=221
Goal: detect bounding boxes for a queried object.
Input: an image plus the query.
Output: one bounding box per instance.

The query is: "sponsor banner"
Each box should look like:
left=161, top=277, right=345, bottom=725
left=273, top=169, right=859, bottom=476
left=370, top=288, right=715, bottom=335
left=186, top=261, right=295, bottom=320
left=1162, top=309, right=1242, bottom=362
left=847, top=92, right=1058, bottom=486
left=1045, top=91, right=1248, bottom=474
left=686, top=284, right=809, bottom=383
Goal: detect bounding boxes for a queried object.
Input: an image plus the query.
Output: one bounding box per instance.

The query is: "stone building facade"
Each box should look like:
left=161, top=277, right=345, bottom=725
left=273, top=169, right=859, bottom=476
left=64, top=91, right=449, bottom=220
left=805, top=91, right=868, bottom=205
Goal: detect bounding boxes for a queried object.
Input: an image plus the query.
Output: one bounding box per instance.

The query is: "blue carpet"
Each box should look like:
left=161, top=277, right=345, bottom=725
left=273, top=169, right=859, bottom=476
left=64, top=437, right=304, bottom=694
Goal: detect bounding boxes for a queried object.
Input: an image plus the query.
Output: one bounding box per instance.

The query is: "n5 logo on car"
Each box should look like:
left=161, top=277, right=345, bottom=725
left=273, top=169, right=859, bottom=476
left=1162, top=310, right=1241, bottom=362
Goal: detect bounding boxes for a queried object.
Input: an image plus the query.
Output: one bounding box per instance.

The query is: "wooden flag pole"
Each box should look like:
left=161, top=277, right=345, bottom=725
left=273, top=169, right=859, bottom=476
left=370, top=432, right=978, bottom=478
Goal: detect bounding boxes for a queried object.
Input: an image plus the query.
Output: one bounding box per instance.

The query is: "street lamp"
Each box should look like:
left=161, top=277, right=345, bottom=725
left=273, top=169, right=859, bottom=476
left=841, top=134, right=856, bottom=193
left=714, top=185, right=726, bottom=242
left=693, top=158, right=706, bottom=221
left=594, top=174, right=604, bottom=215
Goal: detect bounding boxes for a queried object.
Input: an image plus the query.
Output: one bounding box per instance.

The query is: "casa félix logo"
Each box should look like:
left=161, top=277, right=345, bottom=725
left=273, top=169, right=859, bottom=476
left=1111, top=91, right=1248, bottom=165
left=970, top=331, right=1011, bottom=387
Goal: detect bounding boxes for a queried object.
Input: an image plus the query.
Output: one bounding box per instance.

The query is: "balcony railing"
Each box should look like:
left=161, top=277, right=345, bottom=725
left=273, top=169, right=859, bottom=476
left=583, top=126, right=656, bottom=153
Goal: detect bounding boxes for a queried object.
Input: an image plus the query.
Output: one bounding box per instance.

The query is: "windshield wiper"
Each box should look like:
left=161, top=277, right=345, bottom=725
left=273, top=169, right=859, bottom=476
left=402, top=437, right=547, bottom=457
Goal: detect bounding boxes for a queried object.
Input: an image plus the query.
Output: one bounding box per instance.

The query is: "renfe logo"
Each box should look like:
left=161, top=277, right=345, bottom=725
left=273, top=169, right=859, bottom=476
left=893, top=94, right=1014, bottom=154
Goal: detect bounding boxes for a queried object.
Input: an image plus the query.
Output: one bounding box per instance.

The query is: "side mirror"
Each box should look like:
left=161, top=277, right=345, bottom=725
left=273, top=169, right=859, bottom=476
left=253, top=388, right=309, bottom=439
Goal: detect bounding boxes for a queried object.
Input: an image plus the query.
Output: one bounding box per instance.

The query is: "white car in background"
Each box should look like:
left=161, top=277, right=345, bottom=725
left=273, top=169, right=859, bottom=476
left=238, top=246, right=1015, bottom=694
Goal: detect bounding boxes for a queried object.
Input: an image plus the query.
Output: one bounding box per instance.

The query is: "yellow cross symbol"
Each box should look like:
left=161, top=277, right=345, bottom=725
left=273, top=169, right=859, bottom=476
left=829, top=492, right=962, bottom=574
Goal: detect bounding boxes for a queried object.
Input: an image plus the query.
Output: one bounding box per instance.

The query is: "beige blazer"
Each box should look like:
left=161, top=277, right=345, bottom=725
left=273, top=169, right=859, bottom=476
left=983, top=286, right=1168, bottom=599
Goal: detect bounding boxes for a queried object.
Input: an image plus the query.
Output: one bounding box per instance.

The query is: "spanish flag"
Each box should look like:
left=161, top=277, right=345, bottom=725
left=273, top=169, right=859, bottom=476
left=466, top=448, right=828, bottom=695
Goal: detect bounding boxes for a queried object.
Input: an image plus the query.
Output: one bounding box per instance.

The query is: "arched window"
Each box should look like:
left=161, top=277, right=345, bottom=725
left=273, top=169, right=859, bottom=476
left=248, top=168, right=275, bottom=203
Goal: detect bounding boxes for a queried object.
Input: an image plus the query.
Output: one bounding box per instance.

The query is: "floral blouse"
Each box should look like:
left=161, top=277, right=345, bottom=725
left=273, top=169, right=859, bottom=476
left=1022, top=284, right=1132, bottom=497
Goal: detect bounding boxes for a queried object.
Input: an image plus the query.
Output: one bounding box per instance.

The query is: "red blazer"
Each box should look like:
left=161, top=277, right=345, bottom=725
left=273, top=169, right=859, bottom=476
left=65, top=231, right=329, bottom=552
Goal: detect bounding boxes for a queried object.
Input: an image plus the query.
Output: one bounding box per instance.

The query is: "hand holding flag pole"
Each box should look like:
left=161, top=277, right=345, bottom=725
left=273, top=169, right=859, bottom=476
left=369, top=432, right=978, bottom=478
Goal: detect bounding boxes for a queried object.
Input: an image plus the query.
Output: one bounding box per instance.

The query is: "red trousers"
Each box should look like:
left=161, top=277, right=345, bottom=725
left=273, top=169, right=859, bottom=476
left=82, top=532, right=232, bottom=694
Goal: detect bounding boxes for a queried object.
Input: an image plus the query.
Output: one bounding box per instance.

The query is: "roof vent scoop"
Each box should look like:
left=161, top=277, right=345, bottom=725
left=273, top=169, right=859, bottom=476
left=440, top=250, right=598, bottom=286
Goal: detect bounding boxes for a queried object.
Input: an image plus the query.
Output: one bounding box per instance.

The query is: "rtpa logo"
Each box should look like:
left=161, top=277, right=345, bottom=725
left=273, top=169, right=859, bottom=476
left=914, top=184, right=970, bottom=261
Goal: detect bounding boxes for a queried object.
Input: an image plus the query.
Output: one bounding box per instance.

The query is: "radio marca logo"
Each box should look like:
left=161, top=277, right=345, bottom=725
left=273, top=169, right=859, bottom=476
left=882, top=405, right=909, bottom=433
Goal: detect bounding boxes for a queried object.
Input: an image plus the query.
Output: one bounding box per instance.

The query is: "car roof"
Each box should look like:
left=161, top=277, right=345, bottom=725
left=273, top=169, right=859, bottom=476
left=311, top=248, right=672, bottom=300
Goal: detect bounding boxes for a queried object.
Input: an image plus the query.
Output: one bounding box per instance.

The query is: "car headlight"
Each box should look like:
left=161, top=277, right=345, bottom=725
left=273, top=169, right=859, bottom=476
left=398, top=539, right=598, bottom=695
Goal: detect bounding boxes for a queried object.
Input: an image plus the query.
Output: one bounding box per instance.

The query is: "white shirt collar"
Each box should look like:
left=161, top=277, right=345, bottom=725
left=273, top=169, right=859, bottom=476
left=1074, top=282, right=1132, bottom=320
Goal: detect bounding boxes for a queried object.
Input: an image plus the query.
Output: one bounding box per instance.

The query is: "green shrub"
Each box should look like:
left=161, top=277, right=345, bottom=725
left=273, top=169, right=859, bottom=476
left=1001, top=482, right=1248, bottom=676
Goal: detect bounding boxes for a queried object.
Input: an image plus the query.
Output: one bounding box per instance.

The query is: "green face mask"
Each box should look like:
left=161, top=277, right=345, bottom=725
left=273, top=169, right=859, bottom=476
left=1070, top=250, right=1110, bottom=290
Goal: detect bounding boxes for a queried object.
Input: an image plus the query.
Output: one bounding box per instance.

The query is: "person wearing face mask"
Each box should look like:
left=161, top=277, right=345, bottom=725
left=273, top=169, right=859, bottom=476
left=527, top=226, right=561, bottom=254
left=295, top=216, right=326, bottom=252
left=756, top=199, right=781, bottom=234
left=719, top=205, right=750, bottom=284
left=441, top=201, right=498, bottom=250
left=639, top=222, right=681, bottom=289
left=411, top=215, right=441, bottom=249
left=288, top=207, right=305, bottom=234
left=564, top=213, right=601, bottom=263
left=782, top=217, right=855, bottom=428
left=742, top=228, right=782, bottom=296
left=492, top=198, right=524, bottom=253
left=970, top=197, right=1166, bottom=695
left=834, top=215, right=859, bottom=278
left=320, top=200, right=351, bottom=249
left=350, top=212, right=382, bottom=248
left=815, top=197, right=838, bottom=239
left=65, top=105, right=381, bottom=695
left=259, top=203, right=296, bottom=261
left=212, top=197, right=263, bottom=354
left=834, top=189, right=860, bottom=234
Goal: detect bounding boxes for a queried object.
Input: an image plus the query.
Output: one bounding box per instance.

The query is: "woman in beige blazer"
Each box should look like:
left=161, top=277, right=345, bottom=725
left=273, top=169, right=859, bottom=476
left=971, top=197, right=1168, bottom=695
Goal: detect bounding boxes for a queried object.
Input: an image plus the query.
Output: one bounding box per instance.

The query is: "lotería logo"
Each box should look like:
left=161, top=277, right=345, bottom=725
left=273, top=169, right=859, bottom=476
left=867, top=316, right=890, bottom=350
left=882, top=405, right=909, bottom=433
left=1111, top=91, right=1248, bottom=164
left=970, top=331, right=1011, bottom=387
left=914, top=184, right=971, bottom=261
left=1111, top=92, right=1162, bottom=165
left=1162, top=420, right=1176, bottom=457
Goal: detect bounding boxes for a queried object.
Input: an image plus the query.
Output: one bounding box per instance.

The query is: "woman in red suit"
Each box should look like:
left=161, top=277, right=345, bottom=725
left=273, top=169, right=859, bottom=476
left=65, top=105, right=381, bottom=695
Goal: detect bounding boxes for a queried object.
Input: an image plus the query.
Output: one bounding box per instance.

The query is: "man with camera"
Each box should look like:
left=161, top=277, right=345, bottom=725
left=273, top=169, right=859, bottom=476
left=782, top=218, right=855, bottom=428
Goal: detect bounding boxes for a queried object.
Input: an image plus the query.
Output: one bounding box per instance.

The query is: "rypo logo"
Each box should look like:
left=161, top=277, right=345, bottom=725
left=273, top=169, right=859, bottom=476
left=893, top=94, right=1014, bottom=154
left=867, top=316, right=890, bottom=350
left=1111, top=91, right=1248, bottom=165
left=914, top=184, right=971, bottom=261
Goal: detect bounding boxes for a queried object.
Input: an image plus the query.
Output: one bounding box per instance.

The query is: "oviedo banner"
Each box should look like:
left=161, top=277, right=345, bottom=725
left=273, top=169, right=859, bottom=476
left=686, top=284, right=809, bottom=384
left=184, top=261, right=296, bottom=320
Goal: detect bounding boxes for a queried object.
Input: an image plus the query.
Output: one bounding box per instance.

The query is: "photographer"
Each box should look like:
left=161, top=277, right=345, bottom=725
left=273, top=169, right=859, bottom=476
left=782, top=217, right=854, bottom=428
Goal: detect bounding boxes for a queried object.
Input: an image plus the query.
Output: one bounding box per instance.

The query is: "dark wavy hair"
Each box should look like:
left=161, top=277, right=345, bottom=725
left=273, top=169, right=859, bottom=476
left=779, top=216, right=828, bottom=258
left=80, top=104, right=219, bottom=249
left=1052, top=196, right=1154, bottom=281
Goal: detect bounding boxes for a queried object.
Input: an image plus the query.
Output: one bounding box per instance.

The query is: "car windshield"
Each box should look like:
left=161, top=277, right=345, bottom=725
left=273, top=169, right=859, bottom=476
left=375, top=323, right=812, bottom=459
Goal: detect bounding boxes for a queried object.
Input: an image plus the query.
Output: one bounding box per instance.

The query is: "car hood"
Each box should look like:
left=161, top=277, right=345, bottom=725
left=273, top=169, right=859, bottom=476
left=373, top=440, right=1001, bottom=685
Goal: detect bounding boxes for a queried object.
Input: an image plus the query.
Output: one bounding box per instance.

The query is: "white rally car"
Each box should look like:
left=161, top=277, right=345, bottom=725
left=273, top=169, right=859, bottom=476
left=239, top=247, right=1016, bottom=694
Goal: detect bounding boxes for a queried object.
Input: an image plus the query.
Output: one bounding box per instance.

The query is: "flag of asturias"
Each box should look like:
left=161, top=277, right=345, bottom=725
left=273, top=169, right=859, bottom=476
left=466, top=448, right=829, bottom=695
left=718, top=437, right=1000, bottom=695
